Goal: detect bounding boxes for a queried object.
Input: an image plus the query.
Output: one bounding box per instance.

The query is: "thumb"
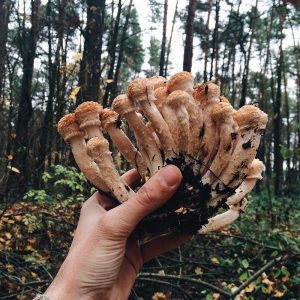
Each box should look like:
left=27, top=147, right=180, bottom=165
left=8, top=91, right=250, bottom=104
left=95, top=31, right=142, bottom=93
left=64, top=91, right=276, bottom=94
left=100, top=165, right=182, bottom=238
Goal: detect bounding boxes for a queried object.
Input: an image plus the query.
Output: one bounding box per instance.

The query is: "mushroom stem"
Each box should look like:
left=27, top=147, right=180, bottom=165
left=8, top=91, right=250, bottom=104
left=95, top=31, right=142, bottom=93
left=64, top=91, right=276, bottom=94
left=112, top=94, right=163, bottom=175
left=101, top=109, right=149, bottom=179
left=87, top=136, right=135, bottom=203
left=127, top=78, right=176, bottom=158
left=57, top=114, right=109, bottom=192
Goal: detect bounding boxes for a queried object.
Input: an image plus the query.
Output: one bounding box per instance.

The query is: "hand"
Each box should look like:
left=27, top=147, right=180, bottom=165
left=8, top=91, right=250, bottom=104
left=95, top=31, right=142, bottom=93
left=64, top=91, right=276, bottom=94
left=45, top=165, right=191, bottom=300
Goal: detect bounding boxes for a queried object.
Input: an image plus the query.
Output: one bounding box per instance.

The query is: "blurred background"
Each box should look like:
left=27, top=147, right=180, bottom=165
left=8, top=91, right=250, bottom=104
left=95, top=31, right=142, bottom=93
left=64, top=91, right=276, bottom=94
left=0, top=0, right=299, bottom=299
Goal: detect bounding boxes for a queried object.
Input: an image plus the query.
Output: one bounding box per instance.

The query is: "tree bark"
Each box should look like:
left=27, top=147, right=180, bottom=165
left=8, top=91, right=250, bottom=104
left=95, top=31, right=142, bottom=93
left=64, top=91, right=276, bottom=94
left=203, top=0, right=212, bottom=82
left=183, top=0, right=196, bottom=72
left=76, top=0, right=106, bottom=106
left=159, top=0, right=168, bottom=76
left=0, top=0, right=11, bottom=102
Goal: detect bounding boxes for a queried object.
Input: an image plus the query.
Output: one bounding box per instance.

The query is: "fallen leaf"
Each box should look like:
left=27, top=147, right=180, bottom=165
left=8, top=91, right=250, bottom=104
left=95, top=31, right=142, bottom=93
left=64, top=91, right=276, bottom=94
left=195, top=266, right=203, bottom=275
left=5, top=232, right=12, bottom=239
left=245, top=283, right=255, bottom=292
left=106, top=79, right=114, bottom=84
left=7, top=154, right=13, bottom=161
left=211, top=257, right=220, bottom=265
left=7, top=166, right=21, bottom=174
left=274, top=290, right=285, bottom=297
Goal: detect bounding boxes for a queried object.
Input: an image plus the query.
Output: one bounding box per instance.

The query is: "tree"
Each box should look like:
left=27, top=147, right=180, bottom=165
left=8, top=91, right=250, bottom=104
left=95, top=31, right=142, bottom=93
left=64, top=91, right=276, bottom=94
left=159, top=0, right=168, bottom=76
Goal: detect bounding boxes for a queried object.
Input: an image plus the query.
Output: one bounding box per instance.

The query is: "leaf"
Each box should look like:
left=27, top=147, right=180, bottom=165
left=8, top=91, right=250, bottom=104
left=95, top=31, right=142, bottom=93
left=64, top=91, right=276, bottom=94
left=211, top=257, right=220, bottom=265
left=7, top=165, right=21, bottom=173
left=239, top=271, right=248, bottom=282
left=245, top=283, right=255, bottom=292
left=271, top=250, right=279, bottom=257
left=195, top=266, right=203, bottom=275
left=70, top=86, right=81, bottom=102
left=106, top=79, right=114, bottom=84
left=7, top=154, right=13, bottom=161
left=72, top=52, right=83, bottom=61
left=31, top=271, right=38, bottom=278
left=274, top=290, right=285, bottom=297
left=11, top=133, right=17, bottom=139
left=5, top=232, right=12, bottom=239
left=241, top=259, right=249, bottom=268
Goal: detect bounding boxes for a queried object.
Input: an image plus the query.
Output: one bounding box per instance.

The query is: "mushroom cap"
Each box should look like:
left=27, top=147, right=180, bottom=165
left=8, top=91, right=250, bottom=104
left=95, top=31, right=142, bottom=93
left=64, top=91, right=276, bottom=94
left=86, top=136, right=110, bottom=158
left=154, top=86, right=169, bottom=107
left=112, top=94, right=136, bottom=116
left=233, top=105, right=268, bottom=128
left=127, top=77, right=153, bottom=102
left=247, top=158, right=265, bottom=180
left=148, top=75, right=167, bottom=89
left=167, top=71, right=194, bottom=93
left=220, top=96, right=230, bottom=103
left=166, top=90, right=191, bottom=108
left=75, top=101, right=102, bottom=129
left=57, top=113, right=85, bottom=142
left=101, top=108, right=119, bottom=131
left=193, top=82, right=220, bottom=106
left=210, top=102, right=234, bottom=123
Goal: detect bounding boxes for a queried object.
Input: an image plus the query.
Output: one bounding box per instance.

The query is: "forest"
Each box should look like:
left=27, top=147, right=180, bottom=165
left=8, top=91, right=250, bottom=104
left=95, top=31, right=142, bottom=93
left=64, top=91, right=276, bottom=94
left=0, top=0, right=299, bottom=299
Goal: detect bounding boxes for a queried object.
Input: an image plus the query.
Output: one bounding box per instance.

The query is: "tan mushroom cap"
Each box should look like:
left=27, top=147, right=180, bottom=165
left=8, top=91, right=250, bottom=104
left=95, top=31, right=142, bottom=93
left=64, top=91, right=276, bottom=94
left=154, top=86, right=169, bottom=106
left=86, top=136, right=109, bottom=157
left=193, top=82, right=220, bottom=104
left=148, top=75, right=167, bottom=89
left=126, top=77, right=151, bottom=102
left=74, top=101, right=102, bottom=129
left=166, top=90, right=191, bottom=108
left=233, top=105, right=268, bottom=128
left=167, top=71, right=194, bottom=93
left=210, top=102, right=234, bottom=123
left=112, top=94, right=136, bottom=116
left=101, top=108, right=119, bottom=131
left=246, top=158, right=265, bottom=180
left=57, top=113, right=85, bottom=142
left=220, top=96, right=230, bottom=103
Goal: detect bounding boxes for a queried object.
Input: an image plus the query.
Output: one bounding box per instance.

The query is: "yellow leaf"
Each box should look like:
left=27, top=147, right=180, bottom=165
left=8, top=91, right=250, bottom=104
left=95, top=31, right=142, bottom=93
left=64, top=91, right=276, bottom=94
left=281, top=275, right=289, bottom=282
left=70, top=86, right=81, bottom=102
left=213, top=293, right=220, bottom=299
left=72, top=52, right=83, bottom=61
left=5, top=232, right=12, bottom=239
left=106, top=79, right=114, bottom=84
left=6, top=264, right=14, bottom=273
left=7, top=165, right=21, bottom=174
left=245, top=283, right=255, bottom=292
left=7, top=154, right=13, bottom=161
left=211, top=257, right=220, bottom=265
left=274, top=290, right=285, bottom=297
left=11, top=133, right=17, bottom=139
left=152, top=292, right=167, bottom=300
left=195, top=266, right=203, bottom=275
left=31, top=271, right=37, bottom=278
left=157, top=269, right=165, bottom=275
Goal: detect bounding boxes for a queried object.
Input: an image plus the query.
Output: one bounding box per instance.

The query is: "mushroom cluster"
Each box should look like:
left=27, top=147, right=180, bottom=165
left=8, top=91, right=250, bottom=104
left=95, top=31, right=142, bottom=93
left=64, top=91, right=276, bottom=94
left=58, top=72, right=268, bottom=239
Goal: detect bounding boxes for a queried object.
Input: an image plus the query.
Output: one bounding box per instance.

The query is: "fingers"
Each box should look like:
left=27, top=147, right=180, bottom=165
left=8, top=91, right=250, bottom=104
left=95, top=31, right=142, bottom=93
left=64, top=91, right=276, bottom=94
left=141, top=233, right=192, bottom=263
left=100, top=165, right=182, bottom=238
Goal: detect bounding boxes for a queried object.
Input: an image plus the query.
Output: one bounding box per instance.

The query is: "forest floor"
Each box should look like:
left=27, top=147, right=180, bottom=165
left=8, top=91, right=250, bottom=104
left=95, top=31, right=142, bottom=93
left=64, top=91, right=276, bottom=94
left=0, top=191, right=299, bottom=300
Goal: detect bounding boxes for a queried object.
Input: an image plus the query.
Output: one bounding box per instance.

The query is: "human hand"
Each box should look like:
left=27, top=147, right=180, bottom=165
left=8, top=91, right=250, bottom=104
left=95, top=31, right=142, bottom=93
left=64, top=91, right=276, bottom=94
left=44, top=165, right=190, bottom=300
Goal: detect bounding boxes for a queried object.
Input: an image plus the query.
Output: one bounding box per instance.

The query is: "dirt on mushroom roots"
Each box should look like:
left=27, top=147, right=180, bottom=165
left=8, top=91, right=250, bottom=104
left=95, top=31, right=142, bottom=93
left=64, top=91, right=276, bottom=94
left=136, top=154, right=237, bottom=238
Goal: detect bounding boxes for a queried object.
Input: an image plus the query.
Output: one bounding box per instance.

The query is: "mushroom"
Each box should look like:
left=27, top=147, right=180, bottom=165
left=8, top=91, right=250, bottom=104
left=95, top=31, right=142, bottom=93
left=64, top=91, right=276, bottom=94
left=57, top=114, right=109, bottom=193
left=101, top=108, right=149, bottom=179
left=127, top=78, right=176, bottom=158
left=167, top=71, right=194, bottom=95
left=147, top=75, right=167, bottom=89
left=112, top=94, right=163, bottom=175
left=74, top=101, right=103, bottom=138
left=87, top=136, right=135, bottom=203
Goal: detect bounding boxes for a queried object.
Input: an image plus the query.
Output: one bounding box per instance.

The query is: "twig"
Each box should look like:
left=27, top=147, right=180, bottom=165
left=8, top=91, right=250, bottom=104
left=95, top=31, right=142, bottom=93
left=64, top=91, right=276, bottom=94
left=137, top=273, right=232, bottom=297
left=232, top=255, right=287, bottom=297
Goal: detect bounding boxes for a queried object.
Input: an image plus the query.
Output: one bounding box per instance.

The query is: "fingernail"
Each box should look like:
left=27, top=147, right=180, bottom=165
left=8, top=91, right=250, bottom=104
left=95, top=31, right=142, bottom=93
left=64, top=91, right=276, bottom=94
left=159, top=165, right=182, bottom=187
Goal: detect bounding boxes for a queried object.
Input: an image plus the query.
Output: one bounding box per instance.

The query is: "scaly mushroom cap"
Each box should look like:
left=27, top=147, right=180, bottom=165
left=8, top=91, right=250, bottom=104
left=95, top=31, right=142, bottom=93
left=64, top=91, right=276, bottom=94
left=86, top=136, right=109, bottom=158
left=210, top=102, right=234, bottom=123
left=193, top=82, right=220, bottom=106
left=57, top=113, right=85, bottom=142
left=233, top=105, right=268, bottom=128
left=75, top=101, right=102, bottom=129
left=100, top=108, right=119, bottom=131
left=112, top=94, right=136, bottom=116
left=167, top=71, right=194, bottom=94
left=246, top=158, right=265, bottom=179
left=166, top=90, right=191, bottom=108
left=220, top=96, right=230, bottom=103
left=127, top=77, right=152, bottom=103
left=148, top=75, right=167, bottom=89
left=154, top=86, right=169, bottom=107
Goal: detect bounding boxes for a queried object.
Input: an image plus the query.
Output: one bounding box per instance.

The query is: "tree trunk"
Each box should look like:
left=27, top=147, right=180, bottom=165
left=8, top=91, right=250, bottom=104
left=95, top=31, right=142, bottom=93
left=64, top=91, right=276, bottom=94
left=12, top=0, right=41, bottom=191
left=76, top=0, right=106, bottom=105
left=183, top=0, right=196, bottom=72
left=103, top=0, right=122, bottom=107
left=239, top=0, right=258, bottom=107
left=159, top=0, right=168, bottom=76
left=0, top=0, right=11, bottom=102
left=203, top=0, right=212, bottom=82
left=111, top=0, right=133, bottom=101
left=165, top=0, right=178, bottom=77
